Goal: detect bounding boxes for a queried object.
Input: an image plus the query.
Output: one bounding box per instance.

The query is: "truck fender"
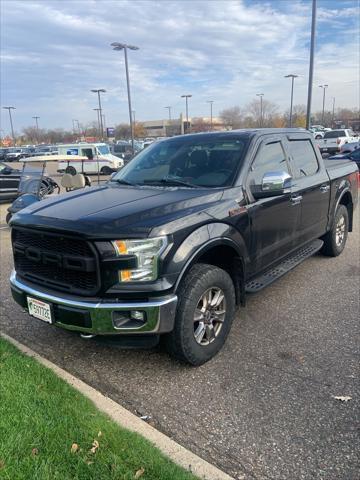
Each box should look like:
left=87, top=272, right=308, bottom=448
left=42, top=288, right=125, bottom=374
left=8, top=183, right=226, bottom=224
left=332, top=185, right=353, bottom=231
left=171, top=223, right=249, bottom=303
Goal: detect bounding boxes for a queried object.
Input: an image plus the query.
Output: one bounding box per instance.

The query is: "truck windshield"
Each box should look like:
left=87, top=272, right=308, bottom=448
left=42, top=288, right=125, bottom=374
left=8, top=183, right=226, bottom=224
left=97, top=145, right=110, bottom=155
left=112, top=136, right=247, bottom=187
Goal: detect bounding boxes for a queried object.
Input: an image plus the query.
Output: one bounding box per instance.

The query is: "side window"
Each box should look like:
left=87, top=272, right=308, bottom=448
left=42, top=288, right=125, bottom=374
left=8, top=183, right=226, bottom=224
left=249, top=141, right=288, bottom=185
left=289, top=140, right=319, bottom=177
left=81, top=148, right=93, bottom=159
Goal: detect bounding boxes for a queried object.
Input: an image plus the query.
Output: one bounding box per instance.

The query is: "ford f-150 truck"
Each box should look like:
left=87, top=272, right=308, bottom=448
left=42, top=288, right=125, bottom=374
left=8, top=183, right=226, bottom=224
left=10, top=129, right=359, bottom=365
left=316, top=129, right=358, bottom=154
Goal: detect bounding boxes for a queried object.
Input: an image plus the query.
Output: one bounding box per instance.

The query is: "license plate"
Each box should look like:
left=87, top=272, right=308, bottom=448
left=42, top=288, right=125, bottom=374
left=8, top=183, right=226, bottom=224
left=27, top=297, right=53, bottom=324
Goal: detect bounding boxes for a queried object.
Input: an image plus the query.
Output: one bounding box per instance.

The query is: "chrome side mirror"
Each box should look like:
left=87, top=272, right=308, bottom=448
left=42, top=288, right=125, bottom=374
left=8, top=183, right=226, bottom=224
left=262, top=171, right=292, bottom=193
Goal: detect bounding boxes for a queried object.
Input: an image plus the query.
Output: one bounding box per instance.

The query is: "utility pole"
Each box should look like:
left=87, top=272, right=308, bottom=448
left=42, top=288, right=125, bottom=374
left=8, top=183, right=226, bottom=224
left=319, top=84, right=328, bottom=125
left=181, top=94, right=192, bottom=133
left=164, top=106, right=172, bottom=121
left=111, top=42, right=139, bottom=151
left=207, top=100, right=214, bottom=130
left=256, top=94, right=264, bottom=127
left=284, top=75, right=298, bottom=127
left=306, top=0, right=317, bottom=130
left=3, top=106, right=16, bottom=145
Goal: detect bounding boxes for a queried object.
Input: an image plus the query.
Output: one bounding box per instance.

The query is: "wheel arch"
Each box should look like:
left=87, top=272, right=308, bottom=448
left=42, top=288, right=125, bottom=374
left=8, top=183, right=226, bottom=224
left=336, top=189, right=353, bottom=232
left=174, top=236, right=247, bottom=306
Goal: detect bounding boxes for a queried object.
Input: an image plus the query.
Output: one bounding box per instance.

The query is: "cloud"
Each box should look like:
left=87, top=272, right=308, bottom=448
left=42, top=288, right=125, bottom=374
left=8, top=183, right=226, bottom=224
left=1, top=0, right=358, bottom=132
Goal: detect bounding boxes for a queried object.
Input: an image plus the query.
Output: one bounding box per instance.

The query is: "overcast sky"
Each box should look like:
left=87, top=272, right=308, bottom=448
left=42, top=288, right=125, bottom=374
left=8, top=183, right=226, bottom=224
left=1, top=0, right=359, bottom=134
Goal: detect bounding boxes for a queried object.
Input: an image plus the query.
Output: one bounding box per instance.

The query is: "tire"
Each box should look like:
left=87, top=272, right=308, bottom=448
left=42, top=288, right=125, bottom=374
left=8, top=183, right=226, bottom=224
left=101, top=166, right=112, bottom=175
left=315, top=135, right=322, bottom=139
left=164, top=263, right=236, bottom=366
left=65, top=166, right=76, bottom=175
left=321, top=204, right=349, bottom=257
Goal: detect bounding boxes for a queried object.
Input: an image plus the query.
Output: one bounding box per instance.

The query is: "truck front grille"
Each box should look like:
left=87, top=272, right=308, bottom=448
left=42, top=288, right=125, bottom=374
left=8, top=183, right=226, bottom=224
left=12, top=228, right=100, bottom=296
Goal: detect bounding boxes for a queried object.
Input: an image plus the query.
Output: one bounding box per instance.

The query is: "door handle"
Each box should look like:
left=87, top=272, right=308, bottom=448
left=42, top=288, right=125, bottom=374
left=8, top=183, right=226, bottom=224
left=291, top=194, right=302, bottom=205
left=320, top=184, right=330, bottom=193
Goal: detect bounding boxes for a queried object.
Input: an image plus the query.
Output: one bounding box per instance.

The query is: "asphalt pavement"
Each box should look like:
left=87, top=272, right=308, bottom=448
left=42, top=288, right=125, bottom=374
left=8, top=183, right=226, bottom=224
left=0, top=200, right=359, bottom=480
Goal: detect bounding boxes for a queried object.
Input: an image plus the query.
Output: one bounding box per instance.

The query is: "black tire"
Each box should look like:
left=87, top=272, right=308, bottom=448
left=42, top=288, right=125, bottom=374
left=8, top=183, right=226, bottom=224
left=101, top=166, right=112, bottom=175
left=321, top=204, right=349, bottom=257
left=65, top=166, right=77, bottom=175
left=315, top=135, right=322, bottom=139
left=164, top=263, right=236, bottom=366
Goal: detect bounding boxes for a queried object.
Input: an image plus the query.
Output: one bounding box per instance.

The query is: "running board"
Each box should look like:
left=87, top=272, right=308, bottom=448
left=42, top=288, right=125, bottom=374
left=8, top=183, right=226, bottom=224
left=245, top=239, right=323, bottom=293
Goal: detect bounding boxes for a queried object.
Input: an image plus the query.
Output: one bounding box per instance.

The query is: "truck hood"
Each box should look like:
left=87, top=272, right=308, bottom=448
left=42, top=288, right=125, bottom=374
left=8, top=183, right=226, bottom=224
left=12, top=182, right=223, bottom=237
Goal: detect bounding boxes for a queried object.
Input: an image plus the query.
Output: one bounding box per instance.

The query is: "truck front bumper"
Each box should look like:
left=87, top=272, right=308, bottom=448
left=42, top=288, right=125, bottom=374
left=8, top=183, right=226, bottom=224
left=10, top=271, right=178, bottom=336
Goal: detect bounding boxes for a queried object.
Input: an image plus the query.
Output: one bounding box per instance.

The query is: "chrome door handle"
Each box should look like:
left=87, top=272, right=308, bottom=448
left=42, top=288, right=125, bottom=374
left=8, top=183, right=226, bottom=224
left=291, top=194, right=302, bottom=205
left=320, top=184, right=330, bottom=193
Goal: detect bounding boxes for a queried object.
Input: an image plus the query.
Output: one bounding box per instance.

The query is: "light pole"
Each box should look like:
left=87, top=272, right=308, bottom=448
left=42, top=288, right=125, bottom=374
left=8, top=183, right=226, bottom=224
left=306, top=0, right=317, bottom=130
left=32, top=116, right=40, bottom=130
left=206, top=100, right=214, bottom=130
left=132, top=110, right=136, bottom=124
left=91, top=89, right=106, bottom=140
left=93, top=108, right=101, bottom=138
left=319, top=84, right=328, bottom=125
left=164, top=106, right=172, bottom=121
left=181, top=94, right=192, bottom=133
left=284, top=74, right=298, bottom=127
left=331, top=97, right=335, bottom=128
left=111, top=42, right=139, bottom=151
left=256, top=93, right=264, bottom=127
left=3, top=106, right=16, bottom=145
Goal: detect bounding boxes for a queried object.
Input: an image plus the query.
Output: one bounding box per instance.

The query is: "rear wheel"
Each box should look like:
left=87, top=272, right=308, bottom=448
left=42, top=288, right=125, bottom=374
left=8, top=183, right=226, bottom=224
left=164, top=263, right=236, bottom=365
left=101, top=166, right=112, bottom=175
left=321, top=204, right=349, bottom=256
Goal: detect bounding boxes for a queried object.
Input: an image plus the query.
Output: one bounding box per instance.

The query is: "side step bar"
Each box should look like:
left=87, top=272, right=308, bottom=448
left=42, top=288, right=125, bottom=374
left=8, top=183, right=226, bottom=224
left=245, top=239, right=324, bottom=293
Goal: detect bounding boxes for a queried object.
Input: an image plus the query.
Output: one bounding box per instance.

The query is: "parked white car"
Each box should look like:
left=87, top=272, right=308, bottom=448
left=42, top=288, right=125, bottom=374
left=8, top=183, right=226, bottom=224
left=315, top=129, right=358, bottom=154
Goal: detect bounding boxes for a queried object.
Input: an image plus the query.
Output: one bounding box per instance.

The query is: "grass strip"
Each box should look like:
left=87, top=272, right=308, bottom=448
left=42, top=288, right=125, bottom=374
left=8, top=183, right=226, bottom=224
left=0, top=338, right=197, bottom=480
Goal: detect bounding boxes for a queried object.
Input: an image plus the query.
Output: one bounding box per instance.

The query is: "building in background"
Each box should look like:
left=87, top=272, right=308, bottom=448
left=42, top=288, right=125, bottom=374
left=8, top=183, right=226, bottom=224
left=142, top=115, right=225, bottom=137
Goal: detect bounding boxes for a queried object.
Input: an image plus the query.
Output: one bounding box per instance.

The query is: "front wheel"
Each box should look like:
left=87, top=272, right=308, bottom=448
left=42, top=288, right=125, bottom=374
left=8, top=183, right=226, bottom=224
left=321, top=204, right=349, bottom=256
left=164, top=263, right=236, bottom=365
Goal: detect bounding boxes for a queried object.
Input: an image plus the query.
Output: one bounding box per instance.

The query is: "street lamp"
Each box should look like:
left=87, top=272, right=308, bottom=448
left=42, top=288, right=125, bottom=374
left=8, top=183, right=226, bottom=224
left=319, top=84, right=328, bottom=125
left=256, top=94, right=264, bottom=127
left=181, top=94, right=192, bottom=133
left=132, top=110, right=136, bottom=124
left=331, top=97, right=336, bottom=128
left=93, top=108, right=101, bottom=138
left=164, top=106, right=172, bottom=121
left=91, top=89, right=106, bottom=140
left=206, top=100, right=214, bottom=131
left=3, top=106, right=16, bottom=145
left=284, top=74, right=298, bottom=127
left=32, top=116, right=40, bottom=130
left=111, top=42, right=139, bottom=151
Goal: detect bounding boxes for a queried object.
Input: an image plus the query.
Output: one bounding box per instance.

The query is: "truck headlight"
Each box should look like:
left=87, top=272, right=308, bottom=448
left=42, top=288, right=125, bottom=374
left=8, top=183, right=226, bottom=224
left=112, top=237, right=168, bottom=282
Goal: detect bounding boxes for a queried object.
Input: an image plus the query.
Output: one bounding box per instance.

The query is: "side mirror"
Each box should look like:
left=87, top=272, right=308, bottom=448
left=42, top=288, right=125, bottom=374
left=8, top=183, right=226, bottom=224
left=2, top=167, right=12, bottom=175
left=252, top=171, right=292, bottom=199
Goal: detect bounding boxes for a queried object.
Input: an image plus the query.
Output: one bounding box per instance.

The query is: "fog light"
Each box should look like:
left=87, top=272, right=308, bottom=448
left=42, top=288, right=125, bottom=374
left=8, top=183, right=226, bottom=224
left=131, top=310, right=145, bottom=321
left=112, top=311, right=131, bottom=328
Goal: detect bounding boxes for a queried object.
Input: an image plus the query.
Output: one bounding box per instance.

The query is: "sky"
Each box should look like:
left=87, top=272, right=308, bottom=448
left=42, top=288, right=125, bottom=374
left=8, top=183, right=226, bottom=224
left=0, top=0, right=359, bottom=134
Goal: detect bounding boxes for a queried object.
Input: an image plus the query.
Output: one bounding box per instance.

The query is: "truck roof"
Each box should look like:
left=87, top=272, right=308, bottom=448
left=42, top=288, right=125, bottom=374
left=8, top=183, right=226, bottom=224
left=164, top=128, right=310, bottom=142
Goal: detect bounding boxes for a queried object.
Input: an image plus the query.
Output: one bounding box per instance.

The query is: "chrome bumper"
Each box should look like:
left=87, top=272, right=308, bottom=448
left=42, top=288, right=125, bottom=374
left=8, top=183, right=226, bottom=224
left=10, top=271, right=177, bottom=335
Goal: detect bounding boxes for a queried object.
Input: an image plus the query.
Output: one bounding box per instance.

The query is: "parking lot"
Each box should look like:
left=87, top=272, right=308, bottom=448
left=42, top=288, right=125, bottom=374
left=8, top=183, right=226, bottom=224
left=0, top=195, right=358, bottom=480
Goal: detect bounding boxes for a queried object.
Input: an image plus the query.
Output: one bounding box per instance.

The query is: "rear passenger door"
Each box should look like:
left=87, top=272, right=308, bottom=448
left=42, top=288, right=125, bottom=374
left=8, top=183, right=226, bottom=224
left=286, top=136, right=330, bottom=245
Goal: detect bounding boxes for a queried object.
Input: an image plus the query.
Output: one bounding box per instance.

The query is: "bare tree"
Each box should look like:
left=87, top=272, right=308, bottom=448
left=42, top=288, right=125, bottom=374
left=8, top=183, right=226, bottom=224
left=219, top=106, right=243, bottom=129
left=246, top=99, right=279, bottom=127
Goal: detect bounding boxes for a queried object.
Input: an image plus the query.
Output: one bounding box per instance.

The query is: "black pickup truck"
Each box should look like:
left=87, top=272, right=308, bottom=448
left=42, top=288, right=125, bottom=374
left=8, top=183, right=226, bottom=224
left=10, top=129, right=358, bottom=365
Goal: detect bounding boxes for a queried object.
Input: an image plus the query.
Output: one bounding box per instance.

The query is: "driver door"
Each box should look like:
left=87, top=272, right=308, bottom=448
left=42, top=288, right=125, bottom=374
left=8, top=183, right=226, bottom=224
left=245, top=136, right=300, bottom=274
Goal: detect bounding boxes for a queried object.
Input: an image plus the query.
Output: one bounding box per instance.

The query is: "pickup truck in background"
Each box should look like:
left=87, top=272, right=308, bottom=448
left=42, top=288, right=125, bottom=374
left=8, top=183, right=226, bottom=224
left=316, top=129, right=358, bottom=154
left=10, top=129, right=359, bottom=365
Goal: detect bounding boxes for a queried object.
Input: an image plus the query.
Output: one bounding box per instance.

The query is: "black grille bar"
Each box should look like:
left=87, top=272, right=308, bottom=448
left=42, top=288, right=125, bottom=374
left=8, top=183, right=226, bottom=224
left=12, top=228, right=100, bottom=296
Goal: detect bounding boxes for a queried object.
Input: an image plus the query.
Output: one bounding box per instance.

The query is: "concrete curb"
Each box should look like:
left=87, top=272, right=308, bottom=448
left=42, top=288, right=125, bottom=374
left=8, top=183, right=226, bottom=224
left=1, top=332, right=234, bottom=480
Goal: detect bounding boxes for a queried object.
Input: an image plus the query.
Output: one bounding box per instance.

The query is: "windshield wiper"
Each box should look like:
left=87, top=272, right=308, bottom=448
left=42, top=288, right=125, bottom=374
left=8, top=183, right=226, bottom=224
left=144, top=178, right=199, bottom=188
left=112, top=178, right=136, bottom=186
